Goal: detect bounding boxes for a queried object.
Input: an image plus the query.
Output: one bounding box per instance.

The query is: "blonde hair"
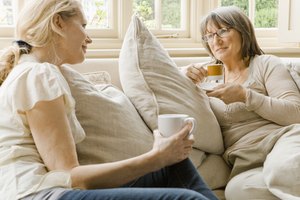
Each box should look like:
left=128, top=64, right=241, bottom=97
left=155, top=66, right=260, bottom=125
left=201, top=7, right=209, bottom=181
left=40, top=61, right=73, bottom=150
left=200, top=6, right=263, bottom=63
left=0, top=0, right=81, bottom=86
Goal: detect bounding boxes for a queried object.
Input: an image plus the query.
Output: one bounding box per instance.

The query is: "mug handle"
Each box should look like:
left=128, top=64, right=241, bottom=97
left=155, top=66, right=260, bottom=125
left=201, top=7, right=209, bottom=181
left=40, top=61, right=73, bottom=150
left=184, top=117, right=196, bottom=136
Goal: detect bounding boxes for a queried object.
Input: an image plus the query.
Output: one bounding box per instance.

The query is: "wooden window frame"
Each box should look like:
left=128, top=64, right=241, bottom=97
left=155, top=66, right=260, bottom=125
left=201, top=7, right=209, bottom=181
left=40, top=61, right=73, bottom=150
left=0, top=0, right=299, bottom=58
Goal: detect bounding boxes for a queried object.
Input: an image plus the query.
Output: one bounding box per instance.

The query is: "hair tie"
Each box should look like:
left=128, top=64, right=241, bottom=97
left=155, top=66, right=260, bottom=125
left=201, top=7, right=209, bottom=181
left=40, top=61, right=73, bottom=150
left=13, top=40, right=32, bottom=54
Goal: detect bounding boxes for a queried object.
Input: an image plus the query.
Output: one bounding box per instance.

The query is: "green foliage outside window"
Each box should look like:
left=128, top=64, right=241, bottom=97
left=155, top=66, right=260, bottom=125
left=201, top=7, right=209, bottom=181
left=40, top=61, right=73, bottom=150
left=255, top=0, right=278, bottom=28
left=0, top=0, right=13, bottom=26
left=221, top=0, right=248, bottom=15
left=94, top=1, right=107, bottom=27
left=133, top=0, right=181, bottom=29
left=162, top=0, right=181, bottom=29
left=133, top=0, right=278, bottom=30
left=133, top=0, right=155, bottom=29
left=221, top=0, right=278, bottom=28
left=82, top=0, right=109, bottom=28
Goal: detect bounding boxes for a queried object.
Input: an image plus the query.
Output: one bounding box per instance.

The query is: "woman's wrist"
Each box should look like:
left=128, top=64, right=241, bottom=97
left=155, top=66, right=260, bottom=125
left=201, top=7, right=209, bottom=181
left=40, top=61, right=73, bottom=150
left=148, top=149, right=165, bottom=169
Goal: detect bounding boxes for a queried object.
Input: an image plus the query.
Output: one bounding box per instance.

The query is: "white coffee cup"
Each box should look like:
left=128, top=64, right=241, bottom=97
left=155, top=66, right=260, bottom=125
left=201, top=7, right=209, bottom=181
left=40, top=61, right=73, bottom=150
left=158, top=114, right=196, bottom=137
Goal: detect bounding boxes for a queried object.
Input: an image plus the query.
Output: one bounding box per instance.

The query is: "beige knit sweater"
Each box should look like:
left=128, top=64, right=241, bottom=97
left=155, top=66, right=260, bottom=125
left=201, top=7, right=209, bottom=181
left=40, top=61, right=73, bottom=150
left=209, top=55, right=300, bottom=178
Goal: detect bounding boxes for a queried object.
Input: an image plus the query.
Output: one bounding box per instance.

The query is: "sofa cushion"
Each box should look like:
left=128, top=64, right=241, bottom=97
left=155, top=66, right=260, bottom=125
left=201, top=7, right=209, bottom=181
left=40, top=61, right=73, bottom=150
left=82, top=71, right=111, bottom=85
left=198, top=154, right=231, bottom=190
left=60, top=65, right=153, bottom=164
left=119, top=16, right=223, bottom=154
left=284, top=60, right=300, bottom=89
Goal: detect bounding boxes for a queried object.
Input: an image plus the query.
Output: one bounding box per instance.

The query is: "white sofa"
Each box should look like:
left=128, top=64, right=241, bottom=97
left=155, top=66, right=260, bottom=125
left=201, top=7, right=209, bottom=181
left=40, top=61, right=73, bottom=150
left=69, top=56, right=300, bottom=200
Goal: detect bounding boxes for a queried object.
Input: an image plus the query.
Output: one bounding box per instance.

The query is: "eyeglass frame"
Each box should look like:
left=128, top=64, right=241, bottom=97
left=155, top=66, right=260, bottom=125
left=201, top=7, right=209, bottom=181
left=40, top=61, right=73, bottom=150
left=202, top=27, right=232, bottom=43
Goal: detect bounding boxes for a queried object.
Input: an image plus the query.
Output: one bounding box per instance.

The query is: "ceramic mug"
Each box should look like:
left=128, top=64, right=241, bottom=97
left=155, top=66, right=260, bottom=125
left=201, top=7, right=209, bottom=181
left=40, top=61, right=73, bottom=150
left=158, top=114, right=196, bottom=137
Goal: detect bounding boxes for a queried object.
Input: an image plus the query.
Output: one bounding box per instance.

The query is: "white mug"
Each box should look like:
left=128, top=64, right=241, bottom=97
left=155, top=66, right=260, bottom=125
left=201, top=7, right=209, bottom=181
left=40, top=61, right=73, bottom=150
left=158, top=114, right=196, bottom=137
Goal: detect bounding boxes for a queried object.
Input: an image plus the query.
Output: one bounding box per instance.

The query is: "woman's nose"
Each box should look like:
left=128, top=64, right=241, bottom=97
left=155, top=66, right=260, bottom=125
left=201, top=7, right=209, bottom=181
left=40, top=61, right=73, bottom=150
left=212, top=34, right=222, bottom=44
left=86, top=35, right=92, bottom=44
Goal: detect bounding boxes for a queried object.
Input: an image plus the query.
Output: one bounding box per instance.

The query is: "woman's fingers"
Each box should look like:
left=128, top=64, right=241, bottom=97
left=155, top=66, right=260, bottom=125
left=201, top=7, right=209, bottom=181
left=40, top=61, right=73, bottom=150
left=174, top=123, right=192, bottom=140
left=186, top=64, right=207, bottom=83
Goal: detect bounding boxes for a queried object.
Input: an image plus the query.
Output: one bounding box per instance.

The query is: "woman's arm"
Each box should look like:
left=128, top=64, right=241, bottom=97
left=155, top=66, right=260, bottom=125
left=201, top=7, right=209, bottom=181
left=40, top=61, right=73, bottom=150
left=244, top=61, right=300, bottom=125
left=207, top=60, right=300, bottom=126
left=26, top=96, right=194, bottom=189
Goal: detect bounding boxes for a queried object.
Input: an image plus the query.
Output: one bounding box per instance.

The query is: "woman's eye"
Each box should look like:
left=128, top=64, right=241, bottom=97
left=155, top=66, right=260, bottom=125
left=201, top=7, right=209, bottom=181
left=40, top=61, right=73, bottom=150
left=218, top=29, right=226, bottom=35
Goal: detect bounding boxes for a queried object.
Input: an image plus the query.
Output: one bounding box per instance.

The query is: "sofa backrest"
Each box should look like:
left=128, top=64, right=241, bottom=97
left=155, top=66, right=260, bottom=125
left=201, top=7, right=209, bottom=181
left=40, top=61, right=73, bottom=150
left=69, top=57, right=300, bottom=89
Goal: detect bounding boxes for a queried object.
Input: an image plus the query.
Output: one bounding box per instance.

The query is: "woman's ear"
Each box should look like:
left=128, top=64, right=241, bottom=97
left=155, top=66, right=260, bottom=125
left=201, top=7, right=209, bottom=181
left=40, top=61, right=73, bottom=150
left=52, top=14, right=67, bottom=37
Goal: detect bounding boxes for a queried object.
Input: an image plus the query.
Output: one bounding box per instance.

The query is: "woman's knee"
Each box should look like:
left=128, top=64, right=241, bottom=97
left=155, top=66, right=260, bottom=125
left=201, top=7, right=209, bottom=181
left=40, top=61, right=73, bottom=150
left=263, top=149, right=300, bottom=198
left=225, top=173, right=249, bottom=200
left=225, top=167, right=279, bottom=200
left=263, top=130, right=300, bottom=189
left=170, top=188, right=210, bottom=200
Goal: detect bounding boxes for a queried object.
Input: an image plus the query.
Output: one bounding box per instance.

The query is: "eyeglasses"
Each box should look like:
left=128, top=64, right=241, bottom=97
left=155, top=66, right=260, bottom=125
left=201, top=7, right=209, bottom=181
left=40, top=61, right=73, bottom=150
left=202, top=27, right=231, bottom=43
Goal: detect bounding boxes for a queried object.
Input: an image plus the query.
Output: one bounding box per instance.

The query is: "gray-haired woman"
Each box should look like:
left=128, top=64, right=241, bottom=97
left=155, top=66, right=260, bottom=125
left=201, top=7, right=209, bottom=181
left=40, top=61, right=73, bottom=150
left=185, top=6, right=300, bottom=200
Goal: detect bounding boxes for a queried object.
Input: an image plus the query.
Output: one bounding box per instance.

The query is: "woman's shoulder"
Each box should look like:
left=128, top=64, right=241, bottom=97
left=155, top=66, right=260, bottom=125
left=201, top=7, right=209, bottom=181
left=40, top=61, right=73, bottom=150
left=15, top=54, right=59, bottom=73
left=18, top=60, right=59, bottom=76
left=251, top=54, right=285, bottom=71
left=2, top=57, right=65, bottom=96
left=3, top=59, right=73, bottom=112
left=11, top=57, right=61, bottom=82
left=252, top=54, right=282, bottom=65
left=250, top=54, right=290, bottom=82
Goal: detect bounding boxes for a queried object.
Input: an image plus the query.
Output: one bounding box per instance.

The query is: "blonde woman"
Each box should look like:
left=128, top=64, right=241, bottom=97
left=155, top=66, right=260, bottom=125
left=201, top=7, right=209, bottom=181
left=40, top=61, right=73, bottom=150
left=0, top=0, right=218, bottom=200
left=185, top=6, right=300, bottom=200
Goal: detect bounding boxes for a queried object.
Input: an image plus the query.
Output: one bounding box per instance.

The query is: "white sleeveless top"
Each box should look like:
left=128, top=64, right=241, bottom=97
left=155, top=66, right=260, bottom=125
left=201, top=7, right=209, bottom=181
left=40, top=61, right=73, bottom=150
left=0, top=55, right=85, bottom=199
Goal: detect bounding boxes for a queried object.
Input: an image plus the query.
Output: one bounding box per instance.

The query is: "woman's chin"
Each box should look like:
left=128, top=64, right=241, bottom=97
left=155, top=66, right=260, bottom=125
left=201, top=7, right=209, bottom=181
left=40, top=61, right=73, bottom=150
left=214, top=54, right=227, bottom=63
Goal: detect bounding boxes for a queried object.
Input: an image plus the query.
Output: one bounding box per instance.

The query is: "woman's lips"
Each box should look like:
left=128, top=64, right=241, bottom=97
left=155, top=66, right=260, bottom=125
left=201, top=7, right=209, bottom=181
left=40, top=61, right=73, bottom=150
left=82, top=46, right=87, bottom=53
left=216, top=47, right=226, bottom=52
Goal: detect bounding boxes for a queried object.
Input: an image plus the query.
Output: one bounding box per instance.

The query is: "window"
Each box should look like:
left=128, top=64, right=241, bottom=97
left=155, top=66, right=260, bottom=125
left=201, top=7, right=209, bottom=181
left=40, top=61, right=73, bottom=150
left=221, top=0, right=278, bottom=28
left=82, top=0, right=110, bottom=29
left=278, top=0, right=300, bottom=43
left=219, top=0, right=279, bottom=48
left=218, top=0, right=299, bottom=52
left=81, top=0, right=118, bottom=38
left=133, top=0, right=189, bottom=37
left=0, top=0, right=14, bottom=26
left=0, top=0, right=299, bottom=58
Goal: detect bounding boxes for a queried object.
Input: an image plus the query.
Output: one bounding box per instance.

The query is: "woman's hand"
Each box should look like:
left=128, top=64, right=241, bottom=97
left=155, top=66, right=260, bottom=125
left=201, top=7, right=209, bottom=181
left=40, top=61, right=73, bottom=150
left=207, top=83, right=247, bottom=104
left=184, top=63, right=207, bottom=84
left=152, top=124, right=194, bottom=168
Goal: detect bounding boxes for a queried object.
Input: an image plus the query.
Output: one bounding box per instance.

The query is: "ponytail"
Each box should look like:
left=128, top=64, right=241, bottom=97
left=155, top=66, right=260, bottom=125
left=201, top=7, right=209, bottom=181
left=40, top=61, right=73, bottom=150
left=0, top=40, right=32, bottom=86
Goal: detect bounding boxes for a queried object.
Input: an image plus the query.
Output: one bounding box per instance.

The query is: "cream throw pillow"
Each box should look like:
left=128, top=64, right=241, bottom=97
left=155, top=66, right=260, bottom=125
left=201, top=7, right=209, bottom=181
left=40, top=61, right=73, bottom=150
left=61, top=65, right=153, bottom=164
left=119, top=16, right=224, bottom=154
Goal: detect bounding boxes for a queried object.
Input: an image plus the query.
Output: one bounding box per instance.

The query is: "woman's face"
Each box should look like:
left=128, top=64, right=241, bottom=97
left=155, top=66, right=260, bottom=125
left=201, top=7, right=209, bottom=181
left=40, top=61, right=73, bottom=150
left=58, top=7, right=92, bottom=65
left=206, top=21, right=243, bottom=64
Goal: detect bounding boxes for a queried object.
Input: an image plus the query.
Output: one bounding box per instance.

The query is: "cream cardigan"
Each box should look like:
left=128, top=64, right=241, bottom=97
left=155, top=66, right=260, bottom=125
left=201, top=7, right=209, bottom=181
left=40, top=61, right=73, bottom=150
left=209, top=54, right=300, bottom=178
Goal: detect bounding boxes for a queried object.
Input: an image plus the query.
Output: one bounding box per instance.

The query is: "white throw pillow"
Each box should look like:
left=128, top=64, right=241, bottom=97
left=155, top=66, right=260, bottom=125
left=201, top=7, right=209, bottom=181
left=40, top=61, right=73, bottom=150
left=61, top=65, right=154, bottom=164
left=119, top=16, right=224, bottom=154
left=82, top=71, right=111, bottom=85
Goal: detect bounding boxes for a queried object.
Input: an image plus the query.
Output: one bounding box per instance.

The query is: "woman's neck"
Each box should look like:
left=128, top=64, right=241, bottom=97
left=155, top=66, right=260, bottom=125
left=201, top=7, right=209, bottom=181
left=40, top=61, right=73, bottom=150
left=31, top=46, right=62, bottom=66
left=223, top=58, right=250, bottom=84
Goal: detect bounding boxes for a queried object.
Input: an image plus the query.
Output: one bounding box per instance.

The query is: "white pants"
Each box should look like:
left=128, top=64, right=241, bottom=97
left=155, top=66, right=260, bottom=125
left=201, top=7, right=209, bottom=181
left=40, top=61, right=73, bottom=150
left=225, top=126, right=300, bottom=200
